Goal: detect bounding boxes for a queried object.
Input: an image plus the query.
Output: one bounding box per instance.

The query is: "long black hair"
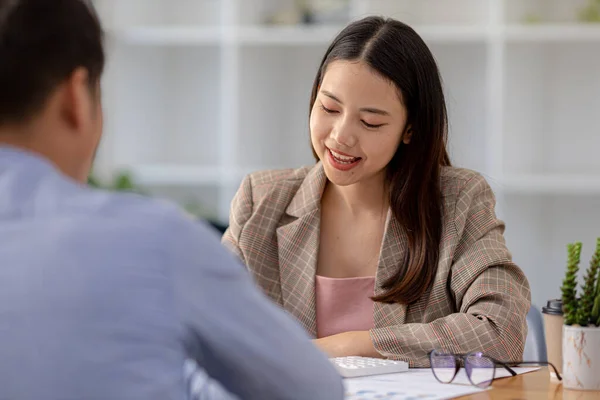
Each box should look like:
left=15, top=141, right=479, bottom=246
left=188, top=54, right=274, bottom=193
left=309, top=16, right=451, bottom=304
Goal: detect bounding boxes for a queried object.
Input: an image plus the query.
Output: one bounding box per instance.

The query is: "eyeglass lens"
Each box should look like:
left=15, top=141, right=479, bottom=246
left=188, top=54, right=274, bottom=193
left=465, top=353, right=495, bottom=388
left=431, top=350, right=496, bottom=388
left=430, top=351, right=457, bottom=383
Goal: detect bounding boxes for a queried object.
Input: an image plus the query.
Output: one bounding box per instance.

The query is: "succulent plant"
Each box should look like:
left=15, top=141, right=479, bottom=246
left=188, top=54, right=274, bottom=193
left=562, top=239, right=600, bottom=327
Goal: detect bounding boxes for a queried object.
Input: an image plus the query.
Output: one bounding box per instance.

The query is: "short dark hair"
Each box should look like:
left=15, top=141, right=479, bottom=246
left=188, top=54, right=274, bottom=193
left=310, top=16, right=451, bottom=305
left=0, top=0, right=105, bottom=125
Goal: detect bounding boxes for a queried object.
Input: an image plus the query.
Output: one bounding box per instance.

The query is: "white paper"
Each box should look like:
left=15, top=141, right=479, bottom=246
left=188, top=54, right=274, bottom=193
left=344, top=367, right=540, bottom=400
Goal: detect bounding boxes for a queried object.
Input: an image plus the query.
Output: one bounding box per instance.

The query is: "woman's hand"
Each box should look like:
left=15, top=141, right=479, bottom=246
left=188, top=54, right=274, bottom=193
left=313, top=331, right=381, bottom=358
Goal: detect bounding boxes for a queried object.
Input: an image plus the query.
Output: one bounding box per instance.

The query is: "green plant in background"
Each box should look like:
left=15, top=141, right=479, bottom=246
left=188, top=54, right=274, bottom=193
left=525, top=0, right=600, bottom=24
left=579, top=0, right=600, bottom=23
left=523, top=13, right=542, bottom=24
left=87, top=174, right=102, bottom=188
left=112, top=173, right=137, bottom=191
left=561, top=239, right=600, bottom=327
left=88, top=170, right=143, bottom=193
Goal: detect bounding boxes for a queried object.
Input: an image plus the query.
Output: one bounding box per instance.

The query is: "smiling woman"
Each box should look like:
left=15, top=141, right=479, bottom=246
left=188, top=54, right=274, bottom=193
left=311, top=61, right=409, bottom=179
left=222, top=16, right=531, bottom=368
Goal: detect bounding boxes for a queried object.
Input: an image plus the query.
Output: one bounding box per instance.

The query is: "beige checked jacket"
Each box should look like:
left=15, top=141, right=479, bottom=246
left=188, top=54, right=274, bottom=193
left=222, top=163, right=531, bottom=367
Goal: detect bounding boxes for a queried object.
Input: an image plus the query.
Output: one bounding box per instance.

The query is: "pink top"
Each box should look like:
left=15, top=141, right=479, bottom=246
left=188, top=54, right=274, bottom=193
left=315, top=275, right=376, bottom=338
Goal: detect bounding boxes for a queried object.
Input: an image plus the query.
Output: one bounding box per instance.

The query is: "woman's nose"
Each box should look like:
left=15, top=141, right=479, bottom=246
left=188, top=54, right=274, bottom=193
left=330, top=117, right=357, bottom=148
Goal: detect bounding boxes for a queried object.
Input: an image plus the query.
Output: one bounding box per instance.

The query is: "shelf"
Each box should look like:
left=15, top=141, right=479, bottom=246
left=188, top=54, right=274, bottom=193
left=237, top=25, right=344, bottom=45
left=128, top=169, right=600, bottom=193
left=123, top=163, right=313, bottom=186
left=125, top=164, right=294, bottom=186
left=502, top=174, right=600, bottom=195
left=238, top=24, right=488, bottom=45
left=106, top=21, right=600, bottom=46
left=504, top=24, right=600, bottom=42
left=415, top=25, right=488, bottom=42
left=127, top=165, right=222, bottom=186
left=113, top=26, right=220, bottom=45
left=109, top=24, right=488, bottom=46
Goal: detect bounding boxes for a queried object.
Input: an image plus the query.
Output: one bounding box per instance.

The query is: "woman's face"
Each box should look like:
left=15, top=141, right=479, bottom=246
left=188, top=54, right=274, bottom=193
left=310, top=60, right=410, bottom=187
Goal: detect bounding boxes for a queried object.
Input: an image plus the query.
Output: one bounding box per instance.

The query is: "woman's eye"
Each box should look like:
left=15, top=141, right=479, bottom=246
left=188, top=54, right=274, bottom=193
left=320, top=104, right=338, bottom=114
left=362, top=120, right=384, bottom=129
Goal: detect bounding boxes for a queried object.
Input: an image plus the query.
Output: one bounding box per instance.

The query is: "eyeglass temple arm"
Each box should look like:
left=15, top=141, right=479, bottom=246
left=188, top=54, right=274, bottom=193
left=511, top=361, right=562, bottom=381
left=494, top=361, right=517, bottom=376
left=496, top=360, right=562, bottom=380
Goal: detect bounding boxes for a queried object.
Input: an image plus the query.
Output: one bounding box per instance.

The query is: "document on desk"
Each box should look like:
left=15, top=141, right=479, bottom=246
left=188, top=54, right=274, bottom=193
left=344, top=367, right=539, bottom=400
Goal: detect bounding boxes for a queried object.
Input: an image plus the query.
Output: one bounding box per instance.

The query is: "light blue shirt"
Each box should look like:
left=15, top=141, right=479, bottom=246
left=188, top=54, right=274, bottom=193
left=0, top=146, right=344, bottom=400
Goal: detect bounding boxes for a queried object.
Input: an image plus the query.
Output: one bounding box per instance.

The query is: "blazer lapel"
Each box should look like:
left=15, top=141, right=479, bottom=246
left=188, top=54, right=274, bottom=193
left=276, top=163, right=327, bottom=337
left=374, top=211, right=409, bottom=327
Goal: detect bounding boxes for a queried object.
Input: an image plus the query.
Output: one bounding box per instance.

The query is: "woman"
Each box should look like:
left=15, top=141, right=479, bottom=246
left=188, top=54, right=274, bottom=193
left=222, top=16, right=530, bottom=367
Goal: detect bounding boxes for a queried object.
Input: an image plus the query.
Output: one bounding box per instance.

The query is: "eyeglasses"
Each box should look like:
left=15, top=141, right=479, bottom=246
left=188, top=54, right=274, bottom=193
left=428, top=349, right=562, bottom=388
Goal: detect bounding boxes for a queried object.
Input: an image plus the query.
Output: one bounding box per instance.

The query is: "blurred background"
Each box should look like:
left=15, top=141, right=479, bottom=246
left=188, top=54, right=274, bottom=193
left=91, top=0, right=600, bottom=311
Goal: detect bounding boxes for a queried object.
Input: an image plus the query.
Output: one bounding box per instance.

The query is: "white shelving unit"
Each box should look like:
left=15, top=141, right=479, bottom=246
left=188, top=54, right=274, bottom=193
left=94, top=0, right=600, bottom=309
left=117, top=26, right=221, bottom=45
left=505, top=24, right=600, bottom=41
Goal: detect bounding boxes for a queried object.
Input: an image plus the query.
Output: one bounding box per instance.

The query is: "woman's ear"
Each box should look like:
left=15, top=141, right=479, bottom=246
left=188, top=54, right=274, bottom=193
left=402, top=126, right=413, bottom=144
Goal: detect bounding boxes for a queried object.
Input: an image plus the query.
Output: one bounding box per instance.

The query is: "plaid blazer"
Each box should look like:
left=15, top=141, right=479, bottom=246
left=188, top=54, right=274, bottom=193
left=222, top=163, right=531, bottom=367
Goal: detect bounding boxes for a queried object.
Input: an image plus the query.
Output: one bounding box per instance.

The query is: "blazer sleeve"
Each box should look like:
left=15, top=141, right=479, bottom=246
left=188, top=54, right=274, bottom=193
left=221, top=175, right=253, bottom=264
left=369, top=174, right=531, bottom=367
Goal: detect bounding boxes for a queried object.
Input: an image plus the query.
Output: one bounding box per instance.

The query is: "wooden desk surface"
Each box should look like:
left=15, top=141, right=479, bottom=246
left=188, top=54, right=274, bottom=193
left=456, top=368, right=600, bottom=399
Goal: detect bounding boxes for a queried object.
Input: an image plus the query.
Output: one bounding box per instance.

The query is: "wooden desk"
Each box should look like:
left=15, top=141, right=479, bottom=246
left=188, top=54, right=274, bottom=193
left=457, top=368, right=600, bottom=399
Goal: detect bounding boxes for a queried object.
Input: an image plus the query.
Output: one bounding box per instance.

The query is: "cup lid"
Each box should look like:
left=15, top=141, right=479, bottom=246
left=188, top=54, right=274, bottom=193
left=542, top=299, right=563, bottom=315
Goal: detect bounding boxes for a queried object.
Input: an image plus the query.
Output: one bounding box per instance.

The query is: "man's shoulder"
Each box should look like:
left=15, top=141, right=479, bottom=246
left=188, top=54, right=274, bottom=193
left=68, top=188, right=213, bottom=244
left=76, top=188, right=184, bottom=221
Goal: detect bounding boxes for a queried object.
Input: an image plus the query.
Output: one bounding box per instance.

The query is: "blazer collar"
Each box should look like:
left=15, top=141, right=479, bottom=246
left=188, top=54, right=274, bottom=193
left=276, top=163, right=325, bottom=336
left=285, top=162, right=327, bottom=218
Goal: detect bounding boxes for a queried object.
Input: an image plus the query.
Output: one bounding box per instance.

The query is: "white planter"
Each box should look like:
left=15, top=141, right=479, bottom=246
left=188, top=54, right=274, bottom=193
left=562, top=325, right=600, bottom=391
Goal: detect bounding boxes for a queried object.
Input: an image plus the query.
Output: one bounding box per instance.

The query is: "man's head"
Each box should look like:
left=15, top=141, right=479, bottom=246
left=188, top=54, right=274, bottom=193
left=0, top=0, right=105, bottom=182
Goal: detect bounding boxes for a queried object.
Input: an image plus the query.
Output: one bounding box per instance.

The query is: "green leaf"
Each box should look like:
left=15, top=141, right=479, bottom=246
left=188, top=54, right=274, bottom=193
left=112, top=173, right=135, bottom=191
left=592, top=293, right=600, bottom=324
left=577, top=239, right=600, bottom=326
left=87, top=174, right=102, bottom=188
left=562, top=242, right=582, bottom=325
left=595, top=239, right=600, bottom=299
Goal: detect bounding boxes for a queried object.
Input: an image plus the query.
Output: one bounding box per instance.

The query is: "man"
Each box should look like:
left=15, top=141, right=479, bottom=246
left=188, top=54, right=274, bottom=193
left=0, top=1, right=344, bottom=399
